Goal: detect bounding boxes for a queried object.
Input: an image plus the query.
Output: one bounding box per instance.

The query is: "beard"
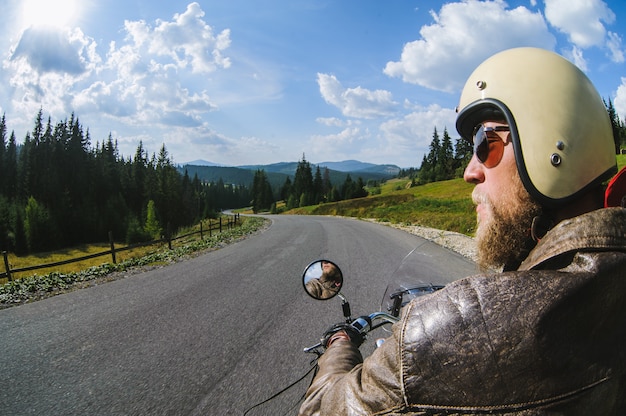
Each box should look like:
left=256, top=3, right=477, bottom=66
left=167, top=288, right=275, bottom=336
left=474, top=177, right=542, bottom=271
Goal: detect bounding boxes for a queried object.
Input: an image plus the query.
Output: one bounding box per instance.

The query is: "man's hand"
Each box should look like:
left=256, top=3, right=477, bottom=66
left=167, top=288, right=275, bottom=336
left=322, top=323, right=364, bottom=348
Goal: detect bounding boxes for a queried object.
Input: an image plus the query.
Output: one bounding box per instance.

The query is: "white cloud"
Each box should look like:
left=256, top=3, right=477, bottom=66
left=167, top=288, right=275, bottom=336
left=544, top=0, right=614, bottom=48
left=383, top=0, right=555, bottom=92
left=563, top=45, right=588, bottom=71
left=615, top=77, right=626, bottom=121
left=379, top=104, right=458, bottom=154
left=8, top=27, right=99, bottom=75
left=309, top=126, right=370, bottom=160
left=545, top=0, right=624, bottom=63
left=317, top=73, right=398, bottom=119
left=2, top=2, right=231, bottom=143
left=316, top=117, right=345, bottom=127
left=607, top=31, right=625, bottom=63
left=128, top=2, right=231, bottom=74
left=315, top=117, right=361, bottom=128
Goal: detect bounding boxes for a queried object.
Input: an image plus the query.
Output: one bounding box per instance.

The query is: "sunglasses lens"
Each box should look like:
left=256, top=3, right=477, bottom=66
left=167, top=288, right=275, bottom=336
left=473, top=125, right=505, bottom=168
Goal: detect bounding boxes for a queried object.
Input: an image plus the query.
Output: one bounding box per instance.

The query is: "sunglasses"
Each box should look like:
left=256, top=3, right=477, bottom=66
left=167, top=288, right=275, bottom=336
left=472, top=124, right=510, bottom=168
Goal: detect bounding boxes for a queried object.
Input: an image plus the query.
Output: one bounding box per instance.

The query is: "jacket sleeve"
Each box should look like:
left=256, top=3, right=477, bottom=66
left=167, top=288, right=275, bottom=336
left=299, top=322, right=408, bottom=415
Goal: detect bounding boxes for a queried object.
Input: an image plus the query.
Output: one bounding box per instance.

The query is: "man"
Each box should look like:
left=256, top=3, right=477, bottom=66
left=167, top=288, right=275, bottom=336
left=299, top=47, right=626, bottom=415
left=305, top=260, right=343, bottom=299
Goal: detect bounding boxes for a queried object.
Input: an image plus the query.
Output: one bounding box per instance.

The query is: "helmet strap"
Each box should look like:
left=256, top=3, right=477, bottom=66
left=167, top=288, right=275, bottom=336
left=531, top=214, right=553, bottom=242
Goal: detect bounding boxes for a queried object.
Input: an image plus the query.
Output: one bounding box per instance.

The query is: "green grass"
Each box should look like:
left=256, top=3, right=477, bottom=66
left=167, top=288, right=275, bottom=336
left=289, top=178, right=476, bottom=236
left=0, top=216, right=269, bottom=301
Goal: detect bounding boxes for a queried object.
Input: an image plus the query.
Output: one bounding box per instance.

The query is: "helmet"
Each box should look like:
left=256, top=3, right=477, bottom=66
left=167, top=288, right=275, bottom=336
left=456, top=47, right=617, bottom=209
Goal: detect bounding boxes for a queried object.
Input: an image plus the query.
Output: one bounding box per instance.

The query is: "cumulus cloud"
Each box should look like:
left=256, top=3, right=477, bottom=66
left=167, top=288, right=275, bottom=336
left=383, top=0, right=555, bottom=92
left=310, top=126, right=370, bottom=160
left=316, top=117, right=361, bottom=127
left=545, top=0, right=624, bottom=63
left=125, top=2, right=231, bottom=74
left=317, top=73, right=398, bottom=119
left=563, top=45, right=589, bottom=71
left=606, top=31, right=625, bottom=63
left=615, top=77, right=626, bottom=121
left=544, top=0, right=613, bottom=48
left=379, top=105, right=458, bottom=153
left=3, top=2, right=231, bottom=138
left=9, top=27, right=97, bottom=75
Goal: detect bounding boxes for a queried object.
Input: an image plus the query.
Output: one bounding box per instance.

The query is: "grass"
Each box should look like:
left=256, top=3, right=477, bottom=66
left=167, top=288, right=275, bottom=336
left=288, top=178, right=477, bottom=236
left=4, top=243, right=163, bottom=281
left=0, top=216, right=269, bottom=298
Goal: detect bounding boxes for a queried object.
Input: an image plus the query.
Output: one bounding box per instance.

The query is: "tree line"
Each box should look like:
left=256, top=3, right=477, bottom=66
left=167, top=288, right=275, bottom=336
left=250, top=155, right=368, bottom=213
left=0, top=110, right=250, bottom=254
left=4, top=99, right=624, bottom=252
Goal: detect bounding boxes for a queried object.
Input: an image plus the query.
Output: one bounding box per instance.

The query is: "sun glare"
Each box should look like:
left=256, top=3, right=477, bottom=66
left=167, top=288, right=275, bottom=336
left=21, top=0, right=81, bottom=29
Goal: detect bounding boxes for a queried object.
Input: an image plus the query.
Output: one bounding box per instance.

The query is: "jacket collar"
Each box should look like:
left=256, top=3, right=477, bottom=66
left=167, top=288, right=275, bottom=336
left=519, top=207, right=626, bottom=270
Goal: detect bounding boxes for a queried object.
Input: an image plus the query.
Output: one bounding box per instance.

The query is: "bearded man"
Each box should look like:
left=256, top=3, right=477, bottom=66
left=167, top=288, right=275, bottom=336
left=299, top=47, right=626, bottom=416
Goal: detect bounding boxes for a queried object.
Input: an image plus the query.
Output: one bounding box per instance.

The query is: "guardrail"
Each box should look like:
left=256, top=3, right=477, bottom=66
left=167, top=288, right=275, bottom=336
left=1, top=214, right=240, bottom=282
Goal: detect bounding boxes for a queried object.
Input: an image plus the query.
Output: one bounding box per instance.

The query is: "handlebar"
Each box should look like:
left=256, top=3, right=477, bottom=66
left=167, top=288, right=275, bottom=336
left=304, top=312, right=400, bottom=354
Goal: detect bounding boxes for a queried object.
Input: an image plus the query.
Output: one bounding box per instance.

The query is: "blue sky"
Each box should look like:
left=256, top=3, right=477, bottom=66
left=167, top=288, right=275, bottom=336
left=1, top=0, right=625, bottom=168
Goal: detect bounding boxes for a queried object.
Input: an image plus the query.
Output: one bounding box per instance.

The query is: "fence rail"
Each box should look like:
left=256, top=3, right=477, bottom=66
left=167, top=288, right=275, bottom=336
left=1, top=214, right=240, bottom=282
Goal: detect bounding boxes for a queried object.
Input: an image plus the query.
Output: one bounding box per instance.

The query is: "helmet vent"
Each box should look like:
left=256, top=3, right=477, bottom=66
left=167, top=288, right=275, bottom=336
left=476, top=80, right=487, bottom=90
left=550, top=153, right=562, bottom=167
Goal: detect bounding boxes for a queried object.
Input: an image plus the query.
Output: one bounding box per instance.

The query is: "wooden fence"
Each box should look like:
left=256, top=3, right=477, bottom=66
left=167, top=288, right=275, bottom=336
left=1, top=214, right=240, bottom=282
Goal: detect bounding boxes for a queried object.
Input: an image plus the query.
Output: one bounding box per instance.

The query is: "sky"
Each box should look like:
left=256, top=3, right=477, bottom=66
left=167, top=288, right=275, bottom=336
left=1, top=0, right=626, bottom=168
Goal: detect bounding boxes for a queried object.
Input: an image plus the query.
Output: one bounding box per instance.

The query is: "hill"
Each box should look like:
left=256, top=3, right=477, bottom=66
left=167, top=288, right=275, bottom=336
left=287, top=177, right=477, bottom=236
left=178, top=160, right=400, bottom=189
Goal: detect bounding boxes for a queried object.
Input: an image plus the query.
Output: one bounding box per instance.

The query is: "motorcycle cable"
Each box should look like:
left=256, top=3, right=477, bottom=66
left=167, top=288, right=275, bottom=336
left=242, top=361, right=319, bottom=416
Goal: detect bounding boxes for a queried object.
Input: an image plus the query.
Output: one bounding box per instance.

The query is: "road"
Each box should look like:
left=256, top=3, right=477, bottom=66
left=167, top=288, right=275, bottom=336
left=0, top=215, right=477, bottom=415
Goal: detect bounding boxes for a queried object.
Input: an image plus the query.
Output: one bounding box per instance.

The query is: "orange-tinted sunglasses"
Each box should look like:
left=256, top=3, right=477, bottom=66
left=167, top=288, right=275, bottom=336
left=472, top=124, right=510, bottom=168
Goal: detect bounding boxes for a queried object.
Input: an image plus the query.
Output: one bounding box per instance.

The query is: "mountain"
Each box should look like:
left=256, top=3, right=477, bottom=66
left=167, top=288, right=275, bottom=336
left=178, top=160, right=400, bottom=189
left=238, top=160, right=401, bottom=177
left=317, top=160, right=376, bottom=172
left=181, top=159, right=224, bottom=167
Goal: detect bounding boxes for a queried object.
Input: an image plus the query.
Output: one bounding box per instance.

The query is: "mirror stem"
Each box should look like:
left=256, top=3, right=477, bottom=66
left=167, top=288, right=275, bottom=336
left=339, top=293, right=352, bottom=322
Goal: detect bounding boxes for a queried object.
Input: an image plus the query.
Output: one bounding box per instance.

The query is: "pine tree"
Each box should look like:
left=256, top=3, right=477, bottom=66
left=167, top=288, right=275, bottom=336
left=145, top=199, right=162, bottom=239
left=605, top=98, right=625, bottom=153
left=252, top=169, right=274, bottom=213
left=438, top=128, right=454, bottom=180
left=292, top=154, right=313, bottom=207
left=0, top=114, right=6, bottom=195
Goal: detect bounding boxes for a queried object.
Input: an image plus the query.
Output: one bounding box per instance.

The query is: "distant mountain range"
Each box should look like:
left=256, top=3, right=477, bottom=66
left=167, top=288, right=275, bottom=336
left=178, top=159, right=401, bottom=189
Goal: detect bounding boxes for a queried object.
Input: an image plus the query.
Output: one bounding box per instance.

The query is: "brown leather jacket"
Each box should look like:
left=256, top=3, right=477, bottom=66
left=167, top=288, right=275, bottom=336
left=300, top=208, right=626, bottom=415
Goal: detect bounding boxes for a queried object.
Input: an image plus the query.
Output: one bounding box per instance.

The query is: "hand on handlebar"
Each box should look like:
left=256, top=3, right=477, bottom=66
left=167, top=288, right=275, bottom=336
left=322, top=322, right=365, bottom=348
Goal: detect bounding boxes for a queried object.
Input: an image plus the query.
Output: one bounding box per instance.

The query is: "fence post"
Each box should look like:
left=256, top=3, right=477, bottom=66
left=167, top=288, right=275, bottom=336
left=108, top=231, right=117, bottom=264
left=219, top=217, right=223, bottom=233
left=209, top=219, right=212, bottom=237
left=2, top=251, right=12, bottom=282
left=200, top=221, right=204, bottom=240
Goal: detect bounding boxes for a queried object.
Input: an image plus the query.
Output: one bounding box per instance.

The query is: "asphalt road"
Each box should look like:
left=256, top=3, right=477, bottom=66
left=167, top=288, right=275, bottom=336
left=0, top=215, right=477, bottom=415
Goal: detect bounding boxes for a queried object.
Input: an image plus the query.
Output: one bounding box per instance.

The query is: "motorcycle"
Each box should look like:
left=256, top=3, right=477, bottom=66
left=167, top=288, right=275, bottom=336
left=244, top=246, right=455, bottom=415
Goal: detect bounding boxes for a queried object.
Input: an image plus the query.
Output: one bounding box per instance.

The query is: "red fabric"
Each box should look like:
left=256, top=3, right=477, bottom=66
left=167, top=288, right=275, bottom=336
left=605, top=166, right=626, bottom=207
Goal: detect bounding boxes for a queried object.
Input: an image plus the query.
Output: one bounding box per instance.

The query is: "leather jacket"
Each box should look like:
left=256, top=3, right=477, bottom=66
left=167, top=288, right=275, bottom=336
left=300, top=207, right=626, bottom=415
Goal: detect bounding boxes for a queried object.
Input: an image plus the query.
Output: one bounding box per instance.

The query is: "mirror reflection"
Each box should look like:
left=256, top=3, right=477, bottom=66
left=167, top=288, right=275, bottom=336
left=303, top=260, right=343, bottom=300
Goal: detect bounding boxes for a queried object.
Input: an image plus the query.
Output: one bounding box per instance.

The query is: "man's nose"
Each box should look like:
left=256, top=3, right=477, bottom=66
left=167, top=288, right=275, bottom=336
left=463, top=155, right=485, bottom=185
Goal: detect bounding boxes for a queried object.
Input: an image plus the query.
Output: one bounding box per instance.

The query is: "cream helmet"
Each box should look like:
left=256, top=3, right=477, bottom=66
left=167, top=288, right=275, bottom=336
left=456, top=47, right=617, bottom=209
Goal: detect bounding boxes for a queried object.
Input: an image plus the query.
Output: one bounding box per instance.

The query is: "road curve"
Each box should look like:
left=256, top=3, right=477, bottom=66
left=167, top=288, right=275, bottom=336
left=0, top=215, right=477, bottom=415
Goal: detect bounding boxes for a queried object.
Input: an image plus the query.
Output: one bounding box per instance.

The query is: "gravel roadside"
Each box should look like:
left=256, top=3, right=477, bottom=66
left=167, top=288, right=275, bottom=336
left=368, top=220, right=478, bottom=263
